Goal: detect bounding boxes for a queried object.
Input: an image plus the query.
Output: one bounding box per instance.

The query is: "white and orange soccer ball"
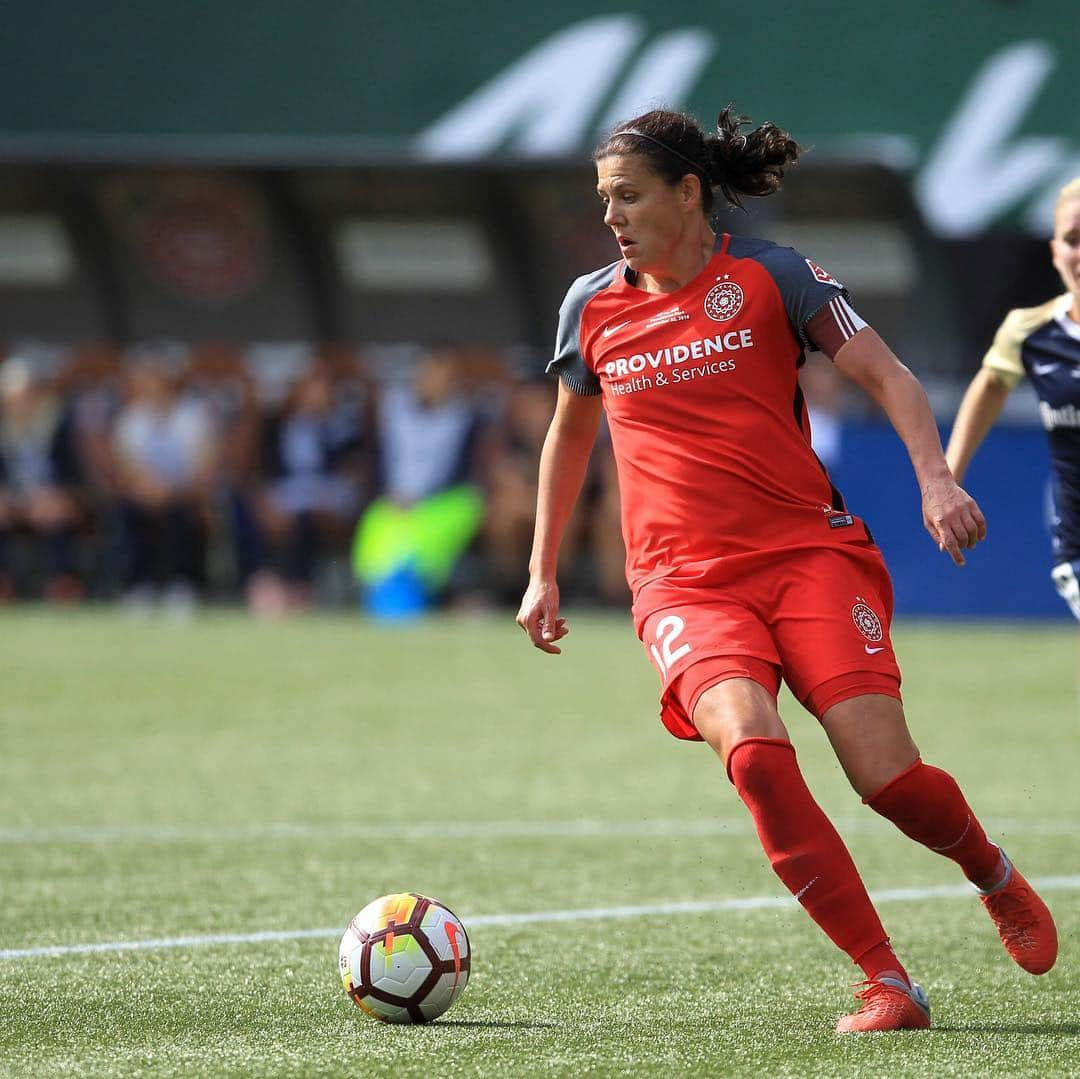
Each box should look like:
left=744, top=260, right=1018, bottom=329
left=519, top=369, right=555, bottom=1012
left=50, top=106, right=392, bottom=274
left=338, top=892, right=471, bottom=1024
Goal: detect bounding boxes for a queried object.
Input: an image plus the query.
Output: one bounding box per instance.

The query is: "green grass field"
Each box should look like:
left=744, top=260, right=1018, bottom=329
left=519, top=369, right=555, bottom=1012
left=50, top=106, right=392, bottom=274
left=1, top=610, right=1077, bottom=1077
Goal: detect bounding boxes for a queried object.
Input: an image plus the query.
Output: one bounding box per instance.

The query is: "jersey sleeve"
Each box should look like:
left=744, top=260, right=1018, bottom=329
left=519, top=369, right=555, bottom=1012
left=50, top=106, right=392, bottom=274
left=545, top=266, right=619, bottom=396
left=754, top=244, right=868, bottom=358
left=981, top=309, right=1029, bottom=389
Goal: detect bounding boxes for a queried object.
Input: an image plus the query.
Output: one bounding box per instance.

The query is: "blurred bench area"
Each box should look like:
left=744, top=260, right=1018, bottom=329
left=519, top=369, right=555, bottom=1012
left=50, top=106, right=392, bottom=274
left=0, top=336, right=631, bottom=616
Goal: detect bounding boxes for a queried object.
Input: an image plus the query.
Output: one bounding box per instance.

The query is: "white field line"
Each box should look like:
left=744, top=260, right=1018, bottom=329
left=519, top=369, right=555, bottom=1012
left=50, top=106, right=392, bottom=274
left=3, top=875, right=1078, bottom=962
left=1, top=817, right=1077, bottom=845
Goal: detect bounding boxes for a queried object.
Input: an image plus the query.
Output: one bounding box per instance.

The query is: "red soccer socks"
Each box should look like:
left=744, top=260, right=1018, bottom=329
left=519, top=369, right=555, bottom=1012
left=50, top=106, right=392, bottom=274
left=855, top=942, right=909, bottom=987
left=727, top=737, right=906, bottom=981
left=865, top=759, right=1002, bottom=886
left=868, top=759, right=1057, bottom=975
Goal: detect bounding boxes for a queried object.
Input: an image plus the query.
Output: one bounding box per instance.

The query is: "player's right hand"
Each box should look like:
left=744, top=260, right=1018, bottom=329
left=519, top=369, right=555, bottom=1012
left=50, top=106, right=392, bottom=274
left=922, top=476, right=987, bottom=566
left=516, top=577, right=569, bottom=654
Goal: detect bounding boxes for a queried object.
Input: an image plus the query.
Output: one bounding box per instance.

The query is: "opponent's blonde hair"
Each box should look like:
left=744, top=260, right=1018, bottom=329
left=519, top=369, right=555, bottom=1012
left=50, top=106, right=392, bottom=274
left=1056, top=177, right=1080, bottom=212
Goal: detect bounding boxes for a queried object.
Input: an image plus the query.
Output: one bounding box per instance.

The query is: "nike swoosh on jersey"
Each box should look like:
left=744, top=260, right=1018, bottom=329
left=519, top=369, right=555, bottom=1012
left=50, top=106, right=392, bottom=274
left=1033, top=362, right=1059, bottom=375
left=864, top=645, right=886, bottom=654
left=602, top=320, right=633, bottom=338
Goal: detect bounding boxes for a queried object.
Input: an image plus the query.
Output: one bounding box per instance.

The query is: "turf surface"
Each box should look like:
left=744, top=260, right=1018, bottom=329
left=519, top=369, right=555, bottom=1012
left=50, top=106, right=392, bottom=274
left=1, top=610, right=1077, bottom=1077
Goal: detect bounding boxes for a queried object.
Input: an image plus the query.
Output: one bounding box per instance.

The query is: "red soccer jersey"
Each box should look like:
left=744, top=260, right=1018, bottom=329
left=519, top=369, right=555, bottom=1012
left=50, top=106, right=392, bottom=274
left=548, top=233, right=871, bottom=606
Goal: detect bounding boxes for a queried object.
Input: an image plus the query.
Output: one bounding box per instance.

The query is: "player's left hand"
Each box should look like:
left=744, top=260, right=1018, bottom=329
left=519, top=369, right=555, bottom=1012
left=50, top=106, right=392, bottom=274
left=922, top=477, right=986, bottom=566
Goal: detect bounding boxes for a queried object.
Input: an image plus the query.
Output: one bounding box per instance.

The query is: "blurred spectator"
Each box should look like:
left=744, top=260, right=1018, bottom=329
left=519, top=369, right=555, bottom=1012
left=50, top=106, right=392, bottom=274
left=352, top=349, right=488, bottom=616
left=588, top=423, right=630, bottom=606
left=482, top=373, right=584, bottom=601
left=54, top=342, right=125, bottom=501
left=482, top=371, right=629, bottom=606
left=0, top=358, right=86, bottom=601
left=252, top=358, right=369, bottom=613
left=184, top=342, right=264, bottom=596
left=112, top=352, right=217, bottom=613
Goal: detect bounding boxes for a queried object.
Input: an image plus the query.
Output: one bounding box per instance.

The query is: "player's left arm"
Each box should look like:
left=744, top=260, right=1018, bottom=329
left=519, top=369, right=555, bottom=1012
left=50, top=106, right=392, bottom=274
left=832, top=328, right=986, bottom=566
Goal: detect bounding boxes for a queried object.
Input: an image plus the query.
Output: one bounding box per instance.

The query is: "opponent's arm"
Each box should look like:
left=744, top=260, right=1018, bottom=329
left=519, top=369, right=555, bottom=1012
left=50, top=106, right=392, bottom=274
left=833, top=328, right=986, bottom=566
left=516, top=383, right=603, bottom=653
left=944, top=367, right=1012, bottom=485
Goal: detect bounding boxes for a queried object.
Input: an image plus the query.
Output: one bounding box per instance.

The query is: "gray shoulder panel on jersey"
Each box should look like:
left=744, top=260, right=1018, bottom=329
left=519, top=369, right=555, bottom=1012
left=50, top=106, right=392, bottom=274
left=727, top=235, right=852, bottom=348
left=545, top=261, right=622, bottom=396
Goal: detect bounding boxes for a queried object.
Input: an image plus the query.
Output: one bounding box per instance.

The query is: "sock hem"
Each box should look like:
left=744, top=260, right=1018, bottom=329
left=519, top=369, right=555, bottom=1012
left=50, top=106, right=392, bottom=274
left=863, top=757, right=923, bottom=805
left=724, top=736, right=794, bottom=783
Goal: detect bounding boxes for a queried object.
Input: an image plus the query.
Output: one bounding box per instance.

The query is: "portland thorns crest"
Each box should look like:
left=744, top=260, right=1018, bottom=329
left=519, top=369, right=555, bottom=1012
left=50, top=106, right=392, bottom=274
left=704, top=280, right=744, bottom=322
left=851, top=599, right=883, bottom=642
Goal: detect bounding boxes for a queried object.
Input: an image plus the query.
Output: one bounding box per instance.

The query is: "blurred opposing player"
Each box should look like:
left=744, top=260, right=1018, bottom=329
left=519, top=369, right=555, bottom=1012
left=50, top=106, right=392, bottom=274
left=516, top=108, right=1058, bottom=1033
left=947, top=178, right=1080, bottom=619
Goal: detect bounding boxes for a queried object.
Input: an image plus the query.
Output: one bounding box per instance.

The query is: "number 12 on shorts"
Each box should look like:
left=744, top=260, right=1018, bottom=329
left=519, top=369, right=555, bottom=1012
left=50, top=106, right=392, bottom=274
left=649, top=614, right=692, bottom=675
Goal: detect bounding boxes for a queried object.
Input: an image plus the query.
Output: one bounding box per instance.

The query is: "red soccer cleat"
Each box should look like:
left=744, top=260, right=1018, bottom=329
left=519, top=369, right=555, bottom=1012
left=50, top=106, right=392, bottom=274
left=978, top=852, right=1058, bottom=975
left=835, top=976, right=931, bottom=1034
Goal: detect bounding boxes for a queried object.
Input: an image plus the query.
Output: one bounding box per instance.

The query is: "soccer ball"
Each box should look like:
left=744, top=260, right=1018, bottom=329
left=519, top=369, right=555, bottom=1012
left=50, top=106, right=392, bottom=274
left=338, top=892, right=471, bottom=1024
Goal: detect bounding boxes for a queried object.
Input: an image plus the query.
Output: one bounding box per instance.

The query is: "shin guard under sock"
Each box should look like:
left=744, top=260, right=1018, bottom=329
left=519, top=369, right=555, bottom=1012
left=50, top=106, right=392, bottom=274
left=727, top=737, right=903, bottom=978
left=865, top=759, right=1002, bottom=886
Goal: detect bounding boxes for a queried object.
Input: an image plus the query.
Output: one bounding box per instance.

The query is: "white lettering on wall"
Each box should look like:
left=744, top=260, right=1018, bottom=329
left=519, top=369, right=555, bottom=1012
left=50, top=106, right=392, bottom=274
left=416, top=18, right=715, bottom=160
left=916, top=41, right=1066, bottom=236
left=416, top=17, right=644, bottom=159
left=597, top=29, right=716, bottom=131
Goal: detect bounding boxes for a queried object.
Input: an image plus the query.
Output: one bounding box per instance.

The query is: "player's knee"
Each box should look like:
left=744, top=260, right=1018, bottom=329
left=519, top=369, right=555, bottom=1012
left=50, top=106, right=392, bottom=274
left=818, top=691, right=917, bottom=798
left=692, top=677, right=786, bottom=760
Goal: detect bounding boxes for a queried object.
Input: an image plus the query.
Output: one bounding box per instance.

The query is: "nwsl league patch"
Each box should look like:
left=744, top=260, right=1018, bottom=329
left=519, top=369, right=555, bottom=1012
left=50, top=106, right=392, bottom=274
left=805, top=259, right=841, bottom=288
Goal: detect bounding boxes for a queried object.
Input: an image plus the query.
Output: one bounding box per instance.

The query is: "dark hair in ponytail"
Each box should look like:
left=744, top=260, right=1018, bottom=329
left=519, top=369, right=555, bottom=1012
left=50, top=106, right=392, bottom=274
left=593, top=106, right=801, bottom=214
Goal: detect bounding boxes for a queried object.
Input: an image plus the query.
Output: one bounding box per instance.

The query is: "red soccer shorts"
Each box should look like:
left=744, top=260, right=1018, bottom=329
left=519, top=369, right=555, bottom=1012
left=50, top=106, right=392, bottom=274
left=636, top=542, right=902, bottom=740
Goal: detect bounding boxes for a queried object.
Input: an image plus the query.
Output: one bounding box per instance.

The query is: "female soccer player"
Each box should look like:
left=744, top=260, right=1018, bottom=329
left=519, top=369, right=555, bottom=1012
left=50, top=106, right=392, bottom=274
left=517, top=108, right=1058, bottom=1033
left=946, top=178, right=1080, bottom=618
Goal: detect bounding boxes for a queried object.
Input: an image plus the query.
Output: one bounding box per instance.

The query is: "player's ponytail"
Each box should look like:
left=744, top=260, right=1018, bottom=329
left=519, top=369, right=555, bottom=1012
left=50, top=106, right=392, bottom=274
left=595, top=106, right=801, bottom=215
left=704, top=106, right=801, bottom=210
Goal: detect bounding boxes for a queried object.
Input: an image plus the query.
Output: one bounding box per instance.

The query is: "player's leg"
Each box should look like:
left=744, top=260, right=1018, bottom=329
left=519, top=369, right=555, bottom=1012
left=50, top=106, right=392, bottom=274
left=819, top=692, right=1001, bottom=882
left=690, top=673, right=786, bottom=757
left=770, top=540, right=995, bottom=885
left=774, top=542, right=1057, bottom=979
left=1050, top=558, right=1080, bottom=620
left=759, top=546, right=934, bottom=1029
left=692, top=676, right=928, bottom=1032
left=638, top=595, right=928, bottom=1030
left=1050, top=559, right=1080, bottom=709
left=817, top=680, right=1058, bottom=975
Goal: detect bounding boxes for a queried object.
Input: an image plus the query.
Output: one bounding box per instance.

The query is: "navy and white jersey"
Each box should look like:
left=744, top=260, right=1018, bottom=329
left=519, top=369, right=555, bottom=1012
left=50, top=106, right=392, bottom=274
left=982, top=293, right=1080, bottom=563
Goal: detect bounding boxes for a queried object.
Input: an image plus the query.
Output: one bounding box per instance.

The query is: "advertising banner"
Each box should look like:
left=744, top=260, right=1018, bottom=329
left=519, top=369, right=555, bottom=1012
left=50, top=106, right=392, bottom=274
left=1, top=4, right=1078, bottom=236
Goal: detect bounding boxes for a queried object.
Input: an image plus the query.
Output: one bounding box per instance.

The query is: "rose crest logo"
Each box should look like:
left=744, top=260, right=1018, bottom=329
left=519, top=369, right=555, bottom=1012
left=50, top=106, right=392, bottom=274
left=851, top=600, right=883, bottom=642
left=704, top=281, right=744, bottom=322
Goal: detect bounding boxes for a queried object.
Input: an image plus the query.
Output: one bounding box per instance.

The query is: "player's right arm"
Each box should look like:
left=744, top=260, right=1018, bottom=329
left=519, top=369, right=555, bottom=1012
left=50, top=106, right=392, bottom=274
left=516, top=383, right=602, bottom=654
left=944, top=308, right=1026, bottom=484
left=944, top=368, right=1013, bottom=485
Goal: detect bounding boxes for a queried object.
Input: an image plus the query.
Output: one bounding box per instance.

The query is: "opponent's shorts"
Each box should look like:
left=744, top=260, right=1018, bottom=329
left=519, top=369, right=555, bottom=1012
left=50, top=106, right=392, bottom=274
left=636, top=543, right=903, bottom=740
left=1051, top=560, right=1080, bottom=620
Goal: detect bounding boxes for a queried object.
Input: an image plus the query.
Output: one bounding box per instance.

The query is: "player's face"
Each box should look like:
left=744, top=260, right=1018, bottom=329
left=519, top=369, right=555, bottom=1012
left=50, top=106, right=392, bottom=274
left=1051, top=198, right=1080, bottom=299
left=596, top=155, right=695, bottom=274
